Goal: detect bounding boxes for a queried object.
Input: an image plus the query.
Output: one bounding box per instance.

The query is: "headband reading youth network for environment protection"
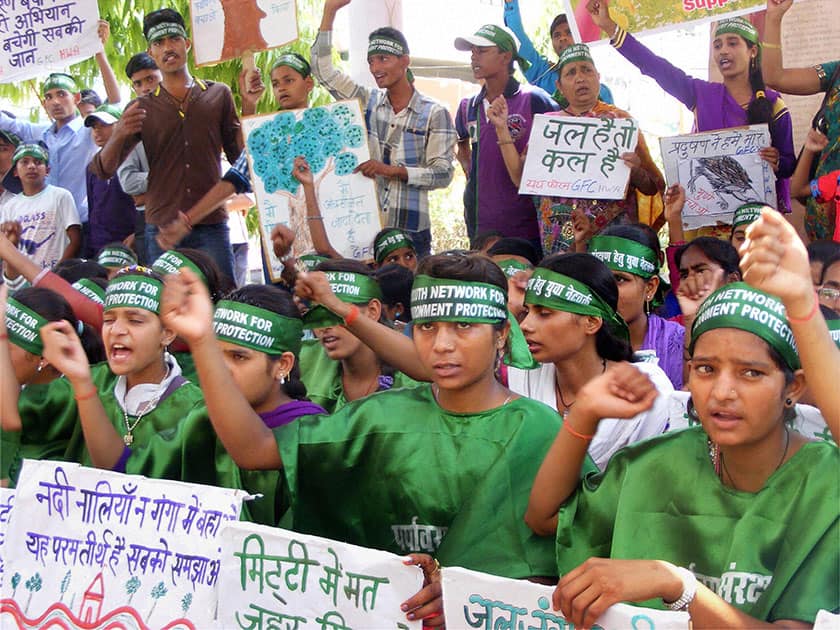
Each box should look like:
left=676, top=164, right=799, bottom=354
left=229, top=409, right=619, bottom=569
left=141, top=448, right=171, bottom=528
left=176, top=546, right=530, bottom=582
left=104, top=272, right=163, bottom=314
left=214, top=300, right=303, bottom=357
left=303, top=271, right=384, bottom=329
left=5, top=297, right=48, bottom=355
left=524, top=267, right=630, bottom=342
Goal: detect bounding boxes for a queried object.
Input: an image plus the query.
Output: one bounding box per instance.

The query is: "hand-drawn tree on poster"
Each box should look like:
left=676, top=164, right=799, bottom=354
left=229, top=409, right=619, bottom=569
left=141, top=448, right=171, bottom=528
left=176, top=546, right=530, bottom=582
left=125, top=575, right=141, bottom=605
left=146, top=581, right=168, bottom=622
left=59, top=570, right=72, bottom=602
left=247, top=104, right=366, bottom=256
left=24, top=572, right=42, bottom=613
left=10, top=572, right=21, bottom=598
left=181, top=592, right=193, bottom=615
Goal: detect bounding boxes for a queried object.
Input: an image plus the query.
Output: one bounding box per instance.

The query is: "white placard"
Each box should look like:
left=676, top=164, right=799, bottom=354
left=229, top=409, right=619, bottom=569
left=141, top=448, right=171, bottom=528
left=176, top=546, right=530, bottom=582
left=0, top=460, right=247, bottom=629
left=243, top=100, right=382, bottom=281
left=219, top=521, right=423, bottom=629
left=0, top=0, right=101, bottom=83
left=660, top=124, right=776, bottom=230
left=189, top=0, right=298, bottom=66
left=520, top=114, right=639, bottom=200
left=443, top=565, right=690, bottom=630
left=0, top=488, right=14, bottom=588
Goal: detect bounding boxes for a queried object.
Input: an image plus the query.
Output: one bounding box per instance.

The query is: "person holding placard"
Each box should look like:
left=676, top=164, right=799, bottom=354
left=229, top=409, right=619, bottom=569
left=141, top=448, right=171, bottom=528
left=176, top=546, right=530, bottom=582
left=312, top=0, right=457, bottom=257
left=490, top=43, right=663, bottom=255
left=588, top=1, right=794, bottom=228
left=526, top=283, right=838, bottom=628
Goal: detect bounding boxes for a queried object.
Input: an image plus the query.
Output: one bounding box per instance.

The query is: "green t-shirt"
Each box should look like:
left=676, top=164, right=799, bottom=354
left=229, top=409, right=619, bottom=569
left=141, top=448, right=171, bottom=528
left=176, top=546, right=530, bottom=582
left=556, top=427, right=839, bottom=622
left=274, top=384, right=595, bottom=579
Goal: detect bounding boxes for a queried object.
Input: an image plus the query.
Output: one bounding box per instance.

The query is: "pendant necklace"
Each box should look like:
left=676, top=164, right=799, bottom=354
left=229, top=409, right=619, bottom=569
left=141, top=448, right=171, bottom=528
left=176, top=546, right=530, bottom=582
left=556, top=358, right=606, bottom=417
left=122, top=364, right=170, bottom=446
left=712, top=426, right=791, bottom=489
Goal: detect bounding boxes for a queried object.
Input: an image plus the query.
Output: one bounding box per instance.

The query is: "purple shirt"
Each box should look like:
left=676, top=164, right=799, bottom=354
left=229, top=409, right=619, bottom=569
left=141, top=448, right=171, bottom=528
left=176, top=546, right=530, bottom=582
left=456, top=77, right=557, bottom=240
left=259, top=400, right=327, bottom=429
left=613, top=29, right=795, bottom=213
left=642, top=313, right=684, bottom=390
left=86, top=167, right=137, bottom=254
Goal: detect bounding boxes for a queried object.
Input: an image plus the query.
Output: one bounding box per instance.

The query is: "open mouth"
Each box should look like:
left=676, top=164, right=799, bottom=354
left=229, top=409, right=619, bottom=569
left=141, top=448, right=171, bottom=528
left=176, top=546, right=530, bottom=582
left=109, top=343, right=132, bottom=361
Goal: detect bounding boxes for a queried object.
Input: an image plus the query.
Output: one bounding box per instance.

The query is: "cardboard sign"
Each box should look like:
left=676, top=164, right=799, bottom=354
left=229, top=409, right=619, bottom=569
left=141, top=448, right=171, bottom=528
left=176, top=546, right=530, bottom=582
left=520, top=114, right=639, bottom=200
left=243, top=100, right=381, bottom=281
left=660, top=124, right=775, bottom=229
left=0, top=0, right=101, bottom=83
left=218, top=522, right=423, bottom=629
left=0, top=460, right=247, bottom=629
left=189, top=0, right=298, bottom=66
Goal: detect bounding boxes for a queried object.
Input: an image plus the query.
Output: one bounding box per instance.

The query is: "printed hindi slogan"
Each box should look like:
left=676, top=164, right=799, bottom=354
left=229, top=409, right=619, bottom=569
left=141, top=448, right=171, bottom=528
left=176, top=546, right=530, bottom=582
left=0, top=0, right=101, bottom=83
left=0, top=460, right=248, bottom=629
left=189, top=0, right=298, bottom=66
left=519, top=114, right=639, bottom=200
left=442, top=566, right=690, bottom=630
left=243, top=99, right=382, bottom=281
left=660, top=124, right=775, bottom=230
left=219, top=522, right=424, bottom=629
left=562, top=0, right=766, bottom=44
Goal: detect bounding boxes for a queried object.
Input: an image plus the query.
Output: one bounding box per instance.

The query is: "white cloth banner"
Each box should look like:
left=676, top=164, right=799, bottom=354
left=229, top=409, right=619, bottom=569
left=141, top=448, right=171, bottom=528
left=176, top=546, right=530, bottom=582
left=218, top=521, right=423, bottom=629
left=243, top=99, right=382, bottom=281
left=189, top=0, right=298, bottom=66
left=660, top=124, right=775, bottom=230
left=519, top=114, right=639, bottom=200
left=0, top=488, right=14, bottom=588
left=0, top=460, right=247, bottom=629
left=0, top=0, right=101, bottom=83
left=443, top=565, right=690, bottom=630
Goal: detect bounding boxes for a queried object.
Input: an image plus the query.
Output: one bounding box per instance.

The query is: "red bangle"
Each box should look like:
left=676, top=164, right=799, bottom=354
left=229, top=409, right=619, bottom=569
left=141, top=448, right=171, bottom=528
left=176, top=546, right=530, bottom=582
left=786, top=292, right=819, bottom=324
left=563, top=420, right=595, bottom=441
left=343, top=304, right=360, bottom=327
left=180, top=211, right=193, bottom=230
left=74, top=386, right=98, bottom=402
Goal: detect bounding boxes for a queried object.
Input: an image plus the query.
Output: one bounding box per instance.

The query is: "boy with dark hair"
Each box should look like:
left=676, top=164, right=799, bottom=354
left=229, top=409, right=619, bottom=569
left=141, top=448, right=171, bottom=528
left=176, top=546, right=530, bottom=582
left=92, top=8, right=241, bottom=279
left=311, top=0, right=457, bottom=257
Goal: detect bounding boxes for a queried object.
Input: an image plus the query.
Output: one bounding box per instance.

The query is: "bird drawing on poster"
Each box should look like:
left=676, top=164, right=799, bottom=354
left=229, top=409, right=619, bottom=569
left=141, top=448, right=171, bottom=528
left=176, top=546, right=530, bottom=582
left=686, top=156, right=762, bottom=210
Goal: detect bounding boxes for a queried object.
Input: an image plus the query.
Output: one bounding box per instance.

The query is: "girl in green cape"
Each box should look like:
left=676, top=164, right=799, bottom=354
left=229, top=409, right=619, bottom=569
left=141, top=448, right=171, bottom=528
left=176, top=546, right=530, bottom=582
left=197, top=253, right=575, bottom=620
left=527, top=282, right=837, bottom=628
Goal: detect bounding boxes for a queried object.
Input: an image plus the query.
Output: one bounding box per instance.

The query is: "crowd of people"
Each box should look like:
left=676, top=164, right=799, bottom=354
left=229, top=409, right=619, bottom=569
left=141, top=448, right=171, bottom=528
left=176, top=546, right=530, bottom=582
left=1, top=0, right=838, bottom=626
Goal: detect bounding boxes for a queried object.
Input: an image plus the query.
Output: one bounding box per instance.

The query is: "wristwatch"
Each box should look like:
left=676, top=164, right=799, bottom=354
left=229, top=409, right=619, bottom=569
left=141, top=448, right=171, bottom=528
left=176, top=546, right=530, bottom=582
left=664, top=566, right=697, bottom=611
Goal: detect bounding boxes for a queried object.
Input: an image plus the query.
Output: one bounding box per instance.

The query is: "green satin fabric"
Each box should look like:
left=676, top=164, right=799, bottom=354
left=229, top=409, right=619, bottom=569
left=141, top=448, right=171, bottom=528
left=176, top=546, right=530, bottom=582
left=299, top=339, right=419, bottom=414
left=274, top=384, right=594, bottom=579
left=556, top=427, right=839, bottom=622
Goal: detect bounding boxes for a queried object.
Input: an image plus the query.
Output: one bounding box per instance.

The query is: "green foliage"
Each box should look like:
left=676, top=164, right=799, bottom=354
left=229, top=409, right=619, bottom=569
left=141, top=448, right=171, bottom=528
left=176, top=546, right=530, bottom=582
left=150, top=581, right=168, bottom=599
left=180, top=592, right=193, bottom=614
left=25, top=572, right=42, bottom=593
left=125, top=575, right=141, bottom=596
left=0, top=0, right=332, bottom=112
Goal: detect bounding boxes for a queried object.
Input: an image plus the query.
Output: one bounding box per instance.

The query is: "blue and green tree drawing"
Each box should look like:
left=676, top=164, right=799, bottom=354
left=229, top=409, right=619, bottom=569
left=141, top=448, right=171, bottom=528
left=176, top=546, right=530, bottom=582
left=59, top=570, right=72, bottom=602
left=24, top=572, right=42, bottom=613
left=125, top=575, right=141, bottom=605
left=247, top=103, right=365, bottom=255
left=146, top=581, right=168, bottom=622
left=10, top=572, right=21, bottom=598
left=181, top=592, right=193, bottom=616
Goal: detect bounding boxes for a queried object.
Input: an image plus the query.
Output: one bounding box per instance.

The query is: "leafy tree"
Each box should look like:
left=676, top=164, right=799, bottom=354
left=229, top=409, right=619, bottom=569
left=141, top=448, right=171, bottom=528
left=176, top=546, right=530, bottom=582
left=59, top=570, right=72, bottom=602
left=180, top=592, right=193, bottom=615
left=125, top=575, right=141, bottom=605
left=146, top=581, right=168, bottom=622
left=10, top=572, right=21, bottom=598
left=24, top=572, right=42, bottom=614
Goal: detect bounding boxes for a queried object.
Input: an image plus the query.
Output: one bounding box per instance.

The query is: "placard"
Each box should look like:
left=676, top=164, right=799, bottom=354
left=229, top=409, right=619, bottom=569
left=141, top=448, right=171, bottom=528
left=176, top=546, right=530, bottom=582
left=520, top=114, right=639, bottom=200
left=660, top=124, right=775, bottom=229
left=189, top=0, right=298, bottom=66
left=0, top=488, right=14, bottom=588
left=0, top=460, right=247, bottom=629
left=218, top=522, right=423, bottom=629
left=442, top=565, right=690, bottom=630
left=0, top=0, right=101, bottom=83
left=243, top=100, right=382, bottom=282
left=563, top=0, right=766, bottom=44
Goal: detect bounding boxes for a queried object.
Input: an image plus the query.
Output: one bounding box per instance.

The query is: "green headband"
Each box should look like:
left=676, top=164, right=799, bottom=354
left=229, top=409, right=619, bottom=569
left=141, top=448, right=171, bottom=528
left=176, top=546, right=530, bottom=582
left=410, top=275, right=536, bottom=369
left=495, top=258, right=533, bottom=278
left=146, top=22, right=187, bottom=43
left=104, top=273, right=163, bottom=314
left=368, top=35, right=407, bottom=58
left=5, top=297, right=48, bottom=355
left=303, top=271, right=383, bottom=329
left=690, top=283, right=799, bottom=371
left=298, top=254, right=329, bottom=271
left=272, top=53, right=311, bottom=78
left=732, top=203, right=765, bottom=230
left=525, top=268, right=630, bottom=342
left=152, top=251, right=207, bottom=286
left=588, top=235, right=658, bottom=280
left=72, top=279, right=106, bottom=305
left=214, top=300, right=302, bottom=357
left=715, top=17, right=758, bottom=45
left=557, top=43, right=594, bottom=73
left=827, top=319, right=840, bottom=349
left=97, top=246, right=137, bottom=269
left=374, top=229, right=414, bottom=264
left=12, top=143, right=48, bottom=167
left=42, top=73, right=77, bottom=95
